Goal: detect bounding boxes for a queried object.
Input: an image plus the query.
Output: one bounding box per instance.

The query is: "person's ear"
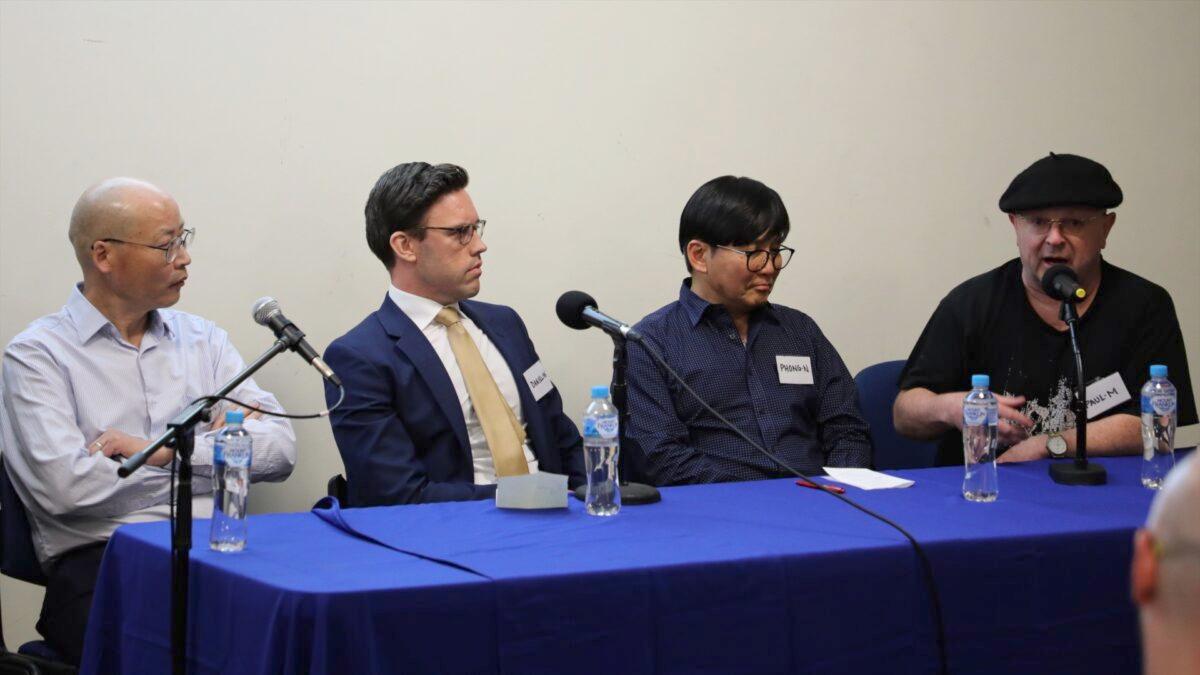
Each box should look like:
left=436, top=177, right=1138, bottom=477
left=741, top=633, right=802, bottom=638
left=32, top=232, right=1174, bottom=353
left=91, top=240, right=115, bottom=273
left=686, top=240, right=710, bottom=274
left=1131, top=529, right=1159, bottom=607
left=391, top=230, right=419, bottom=264
left=1099, top=212, right=1116, bottom=251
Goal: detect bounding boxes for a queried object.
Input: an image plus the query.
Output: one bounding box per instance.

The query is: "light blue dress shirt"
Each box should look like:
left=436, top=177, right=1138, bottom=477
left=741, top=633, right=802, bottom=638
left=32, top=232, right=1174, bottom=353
left=0, top=285, right=297, bottom=563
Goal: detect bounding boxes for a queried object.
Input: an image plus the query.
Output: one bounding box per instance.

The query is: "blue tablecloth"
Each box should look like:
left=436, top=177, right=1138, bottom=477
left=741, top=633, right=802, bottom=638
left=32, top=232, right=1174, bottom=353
left=81, top=456, right=1159, bottom=674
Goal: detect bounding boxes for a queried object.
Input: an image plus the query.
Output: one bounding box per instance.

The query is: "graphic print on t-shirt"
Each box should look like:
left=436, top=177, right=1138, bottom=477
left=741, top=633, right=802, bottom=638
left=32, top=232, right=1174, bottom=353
left=1008, top=377, right=1076, bottom=436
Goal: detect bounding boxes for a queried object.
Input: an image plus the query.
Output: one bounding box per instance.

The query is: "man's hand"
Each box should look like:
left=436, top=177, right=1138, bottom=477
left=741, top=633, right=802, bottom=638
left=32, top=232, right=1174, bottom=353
left=997, top=435, right=1048, bottom=463
left=88, top=429, right=173, bottom=467
left=995, top=394, right=1033, bottom=447
left=209, top=404, right=264, bottom=432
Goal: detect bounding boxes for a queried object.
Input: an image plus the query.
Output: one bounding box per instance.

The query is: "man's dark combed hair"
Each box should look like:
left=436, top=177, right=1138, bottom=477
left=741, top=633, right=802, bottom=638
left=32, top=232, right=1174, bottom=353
left=678, top=176, right=790, bottom=271
left=365, top=162, right=469, bottom=268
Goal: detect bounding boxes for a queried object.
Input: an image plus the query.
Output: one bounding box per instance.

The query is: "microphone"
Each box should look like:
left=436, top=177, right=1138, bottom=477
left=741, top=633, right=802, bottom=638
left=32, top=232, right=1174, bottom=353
left=252, top=297, right=341, bottom=386
left=555, top=291, right=642, bottom=342
left=1041, top=264, right=1086, bottom=303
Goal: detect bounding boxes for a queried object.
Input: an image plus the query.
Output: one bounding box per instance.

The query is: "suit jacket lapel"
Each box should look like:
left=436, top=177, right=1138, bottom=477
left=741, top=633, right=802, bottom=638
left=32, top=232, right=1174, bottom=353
left=374, top=296, right=470, bottom=454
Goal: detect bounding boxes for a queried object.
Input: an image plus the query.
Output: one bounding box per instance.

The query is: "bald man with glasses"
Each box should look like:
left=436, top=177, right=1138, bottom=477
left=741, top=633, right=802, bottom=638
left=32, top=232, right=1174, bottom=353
left=0, top=178, right=297, bottom=664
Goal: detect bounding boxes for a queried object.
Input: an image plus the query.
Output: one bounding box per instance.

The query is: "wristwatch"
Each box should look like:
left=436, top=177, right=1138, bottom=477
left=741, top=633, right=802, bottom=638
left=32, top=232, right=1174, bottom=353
left=1047, top=434, right=1068, bottom=459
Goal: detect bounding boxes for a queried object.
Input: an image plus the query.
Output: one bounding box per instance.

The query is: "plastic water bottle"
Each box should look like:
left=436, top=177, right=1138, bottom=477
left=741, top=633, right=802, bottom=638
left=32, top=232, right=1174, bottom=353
left=582, top=385, right=621, bottom=516
left=210, top=410, right=252, bottom=551
left=962, top=374, right=999, bottom=502
left=1140, top=364, right=1177, bottom=489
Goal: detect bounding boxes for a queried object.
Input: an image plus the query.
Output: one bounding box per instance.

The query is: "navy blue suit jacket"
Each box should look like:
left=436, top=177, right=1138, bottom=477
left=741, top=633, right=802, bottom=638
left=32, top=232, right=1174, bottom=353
left=323, top=295, right=585, bottom=506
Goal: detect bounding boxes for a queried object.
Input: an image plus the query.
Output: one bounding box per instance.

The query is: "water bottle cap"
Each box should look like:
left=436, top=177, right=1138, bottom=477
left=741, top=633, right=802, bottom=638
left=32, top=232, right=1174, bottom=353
left=971, top=374, right=990, bottom=389
left=1149, top=364, right=1167, bottom=378
left=225, top=410, right=244, bottom=425
left=590, top=385, right=610, bottom=399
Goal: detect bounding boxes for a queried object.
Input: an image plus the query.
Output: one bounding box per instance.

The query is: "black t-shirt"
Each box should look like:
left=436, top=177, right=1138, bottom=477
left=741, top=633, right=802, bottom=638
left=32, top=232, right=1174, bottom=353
left=899, top=258, right=1197, bottom=466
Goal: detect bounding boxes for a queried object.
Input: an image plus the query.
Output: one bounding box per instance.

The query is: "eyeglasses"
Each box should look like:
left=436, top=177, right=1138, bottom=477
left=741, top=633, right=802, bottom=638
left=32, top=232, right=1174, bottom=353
left=714, top=244, right=794, bottom=272
left=100, top=227, right=195, bottom=264
left=421, top=219, right=486, bottom=246
left=1016, top=214, right=1107, bottom=236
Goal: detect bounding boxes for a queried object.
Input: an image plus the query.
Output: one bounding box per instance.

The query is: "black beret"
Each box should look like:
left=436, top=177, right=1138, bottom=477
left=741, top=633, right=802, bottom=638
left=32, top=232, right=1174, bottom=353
left=998, top=152, right=1123, bottom=213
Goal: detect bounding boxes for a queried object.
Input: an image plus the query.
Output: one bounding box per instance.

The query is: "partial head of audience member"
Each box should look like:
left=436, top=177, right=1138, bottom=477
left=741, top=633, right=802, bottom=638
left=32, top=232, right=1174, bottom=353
left=67, top=177, right=192, bottom=337
left=999, top=152, right=1121, bottom=296
left=364, top=162, right=486, bottom=305
left=678, top=175, right=793, bottom=317
left=1132, top=454, right=1200, bottom=675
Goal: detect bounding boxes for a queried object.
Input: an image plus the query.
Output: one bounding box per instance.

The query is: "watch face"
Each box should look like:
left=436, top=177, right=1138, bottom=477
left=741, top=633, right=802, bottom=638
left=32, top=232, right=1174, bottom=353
left=1048, top=435, right=1067, bottom=456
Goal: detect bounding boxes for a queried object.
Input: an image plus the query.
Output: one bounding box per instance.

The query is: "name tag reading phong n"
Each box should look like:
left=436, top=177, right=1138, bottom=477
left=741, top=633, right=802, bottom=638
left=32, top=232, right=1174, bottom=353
left=777, top=356, right=813, bottom=385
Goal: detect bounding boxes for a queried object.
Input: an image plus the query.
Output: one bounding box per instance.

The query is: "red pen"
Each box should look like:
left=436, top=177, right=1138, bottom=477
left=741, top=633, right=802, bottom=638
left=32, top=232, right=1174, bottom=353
left=795, top=479, right=846, bottom=495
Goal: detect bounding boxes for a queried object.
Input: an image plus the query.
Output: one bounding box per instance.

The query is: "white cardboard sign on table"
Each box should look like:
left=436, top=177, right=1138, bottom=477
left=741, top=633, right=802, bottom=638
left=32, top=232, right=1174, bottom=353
left=496, top=472, right=569, bottom=509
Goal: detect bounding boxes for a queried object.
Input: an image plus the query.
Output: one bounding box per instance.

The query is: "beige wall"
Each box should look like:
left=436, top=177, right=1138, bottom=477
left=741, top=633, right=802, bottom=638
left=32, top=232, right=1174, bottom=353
left=1, top=0, right=1197, bottom=649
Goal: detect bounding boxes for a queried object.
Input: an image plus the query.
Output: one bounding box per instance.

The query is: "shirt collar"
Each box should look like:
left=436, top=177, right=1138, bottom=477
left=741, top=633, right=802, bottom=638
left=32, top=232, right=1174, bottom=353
left=678, top=279, right=712, bottom=327
left=387, top=283, right=459, bottom=330
left=66, top=283, right=172, bottom=343
left=677, top=278, right=779, bottom=328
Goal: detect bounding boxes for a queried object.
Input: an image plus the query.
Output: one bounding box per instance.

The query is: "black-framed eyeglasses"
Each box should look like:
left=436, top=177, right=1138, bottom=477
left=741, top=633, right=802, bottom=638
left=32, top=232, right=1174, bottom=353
left=100, top=227, right=195, bottom=264
left=1016, top=214, right=1107, bottom=236
left=421, top=219, right=486, bottom=246
left=714, top=244, right=794, bottom=272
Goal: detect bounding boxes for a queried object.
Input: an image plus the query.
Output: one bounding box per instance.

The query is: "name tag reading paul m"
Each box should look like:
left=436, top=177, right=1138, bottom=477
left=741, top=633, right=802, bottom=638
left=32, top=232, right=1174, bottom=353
left=776, top=356, right=814, bottom=385
left=1084, top=371, right=1131, bottom=419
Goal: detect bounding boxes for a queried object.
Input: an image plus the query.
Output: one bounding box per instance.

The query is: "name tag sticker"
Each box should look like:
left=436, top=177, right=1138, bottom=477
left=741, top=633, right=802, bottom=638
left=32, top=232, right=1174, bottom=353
left=523, top=360, right=554, bottom=401
left=1085, top=372, right=1131, bottom=419
left=776, top=355, right=814, bottom=385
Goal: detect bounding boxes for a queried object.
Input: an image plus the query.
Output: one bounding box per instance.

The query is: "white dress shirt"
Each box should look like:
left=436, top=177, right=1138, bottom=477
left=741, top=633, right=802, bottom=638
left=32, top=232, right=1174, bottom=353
left=0, top=285, right=297, bottom=563
left=387, top=285, right=538, bottom=484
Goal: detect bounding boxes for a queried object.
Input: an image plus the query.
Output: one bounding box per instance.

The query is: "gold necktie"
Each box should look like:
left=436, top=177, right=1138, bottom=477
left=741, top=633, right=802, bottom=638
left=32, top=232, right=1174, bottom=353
left=434, top=307, right=529, bottom=477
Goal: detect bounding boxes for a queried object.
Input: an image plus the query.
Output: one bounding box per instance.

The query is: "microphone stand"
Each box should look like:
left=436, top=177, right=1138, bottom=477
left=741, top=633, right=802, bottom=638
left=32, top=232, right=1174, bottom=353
left=1048, top=301, right=1107, bottom=485
left=608, top=335, right=661, bottom=504
left=573, top=335, right=662, bottom=505
left=118, top=336, right=295, bottom=675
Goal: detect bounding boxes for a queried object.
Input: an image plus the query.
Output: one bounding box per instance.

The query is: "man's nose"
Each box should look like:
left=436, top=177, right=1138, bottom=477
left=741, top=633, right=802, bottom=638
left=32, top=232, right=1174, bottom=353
left=1044, top=222, right=1067, bottom=245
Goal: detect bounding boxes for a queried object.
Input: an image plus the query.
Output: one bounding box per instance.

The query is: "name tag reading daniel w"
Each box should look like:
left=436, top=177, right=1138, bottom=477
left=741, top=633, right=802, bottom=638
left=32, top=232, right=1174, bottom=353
left=523, top=360, right=554, bottom=401
left=776, top=355, right=814, bottom=385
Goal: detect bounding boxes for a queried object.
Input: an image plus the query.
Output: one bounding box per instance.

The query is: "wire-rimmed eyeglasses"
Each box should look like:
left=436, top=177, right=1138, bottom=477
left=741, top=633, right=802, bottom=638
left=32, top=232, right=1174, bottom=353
left=100, top=227, right=195, bottom=264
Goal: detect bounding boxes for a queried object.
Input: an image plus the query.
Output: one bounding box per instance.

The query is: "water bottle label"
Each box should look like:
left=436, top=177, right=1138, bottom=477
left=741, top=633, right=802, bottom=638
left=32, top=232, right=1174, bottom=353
left=963, top=405, right=988, bottom=426
left=987, top=407, right=998, bottom=425
left=583, top=418, right=597, bottom=436
left=596, top=416, right=619, bottom=439
left=213, top=441, right=224, bottom=463
left=1150, top=395, right=1176, bottom=416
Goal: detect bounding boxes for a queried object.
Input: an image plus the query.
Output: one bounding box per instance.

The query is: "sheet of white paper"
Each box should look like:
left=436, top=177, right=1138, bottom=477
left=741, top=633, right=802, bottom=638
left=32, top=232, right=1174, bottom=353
left=495, top=472, right=569, bottom=509
left=821, top=467, right=915, bottom=490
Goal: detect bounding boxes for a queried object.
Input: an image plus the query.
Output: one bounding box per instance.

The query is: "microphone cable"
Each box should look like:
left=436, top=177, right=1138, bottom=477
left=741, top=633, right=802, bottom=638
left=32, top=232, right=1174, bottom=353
left=636, top=340, right=949, bottom=675
left=167, top=384, right=347, bottom=551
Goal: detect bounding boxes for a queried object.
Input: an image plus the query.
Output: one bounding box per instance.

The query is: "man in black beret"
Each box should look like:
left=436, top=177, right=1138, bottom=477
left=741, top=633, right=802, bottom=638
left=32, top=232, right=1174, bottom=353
left=893, top=152, right=1196, bottom=465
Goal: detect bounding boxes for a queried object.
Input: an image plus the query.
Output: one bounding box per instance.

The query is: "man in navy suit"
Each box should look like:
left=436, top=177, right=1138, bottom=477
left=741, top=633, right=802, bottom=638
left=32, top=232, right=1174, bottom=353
left=324, top=162, right=584, bottom=505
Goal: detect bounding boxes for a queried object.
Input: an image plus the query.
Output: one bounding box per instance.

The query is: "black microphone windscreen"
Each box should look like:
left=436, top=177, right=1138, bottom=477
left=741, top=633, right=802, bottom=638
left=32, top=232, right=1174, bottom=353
left=1040, top=264, right=1077, bottom=299
left=556, top=291, right=597, bottom=330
